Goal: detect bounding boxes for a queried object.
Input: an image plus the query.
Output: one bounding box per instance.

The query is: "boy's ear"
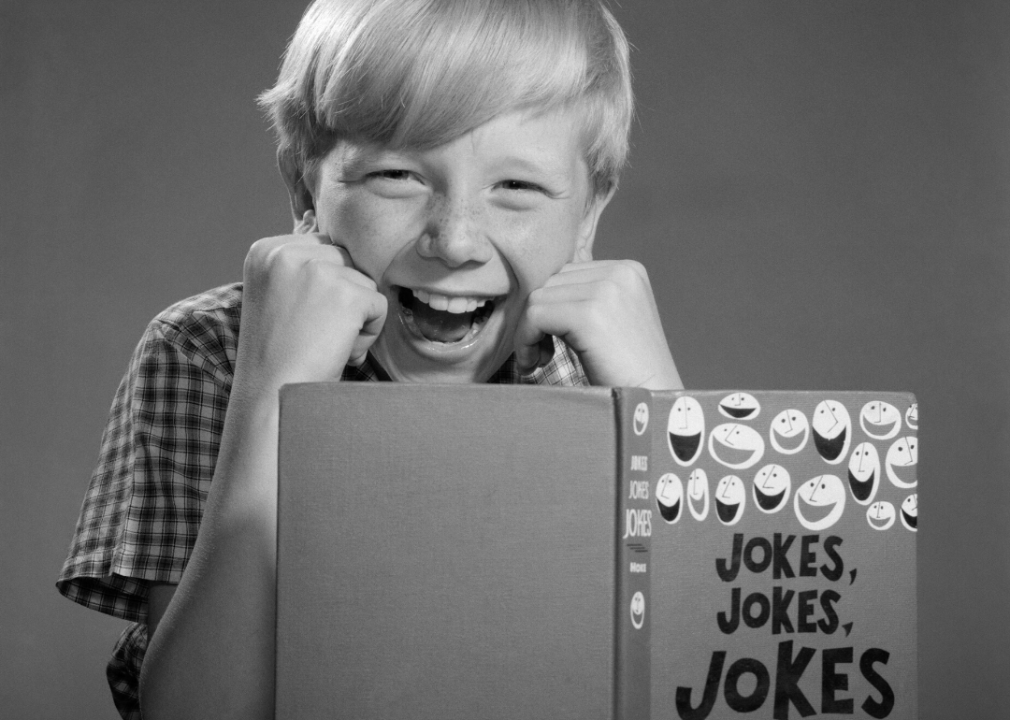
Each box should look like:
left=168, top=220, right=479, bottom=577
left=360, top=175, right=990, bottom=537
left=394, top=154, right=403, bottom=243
left=574, top=184, right=617, bottom=263
left=278, top=148, right=317, bottom=231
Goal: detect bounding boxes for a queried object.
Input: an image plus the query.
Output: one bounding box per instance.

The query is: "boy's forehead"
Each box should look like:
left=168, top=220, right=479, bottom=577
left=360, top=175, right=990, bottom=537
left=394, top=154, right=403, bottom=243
left=327, top=109, right=592, bottom=183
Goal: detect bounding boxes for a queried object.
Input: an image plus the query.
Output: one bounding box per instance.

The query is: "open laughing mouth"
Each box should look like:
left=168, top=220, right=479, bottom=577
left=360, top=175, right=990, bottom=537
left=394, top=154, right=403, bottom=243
left=396, top=287, right=500, bottom=345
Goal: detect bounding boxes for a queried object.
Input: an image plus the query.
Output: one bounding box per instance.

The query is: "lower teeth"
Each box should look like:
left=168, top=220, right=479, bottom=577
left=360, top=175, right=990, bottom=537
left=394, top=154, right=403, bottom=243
left=399, top=290, right=494, bottom=344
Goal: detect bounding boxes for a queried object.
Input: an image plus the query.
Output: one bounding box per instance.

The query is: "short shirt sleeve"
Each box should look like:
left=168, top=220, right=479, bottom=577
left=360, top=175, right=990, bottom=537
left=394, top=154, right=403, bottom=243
left=57, top=284, right=242, bottom=622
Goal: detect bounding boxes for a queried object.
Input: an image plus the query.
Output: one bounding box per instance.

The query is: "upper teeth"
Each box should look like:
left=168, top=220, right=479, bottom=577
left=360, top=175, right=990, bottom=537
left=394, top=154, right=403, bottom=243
left=412, top=289, right=488, bottom=314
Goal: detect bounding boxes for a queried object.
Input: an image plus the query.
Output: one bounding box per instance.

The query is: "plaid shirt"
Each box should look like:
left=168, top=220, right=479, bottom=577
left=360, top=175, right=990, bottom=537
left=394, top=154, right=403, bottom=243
left=57, top=282, right=587, bottom=719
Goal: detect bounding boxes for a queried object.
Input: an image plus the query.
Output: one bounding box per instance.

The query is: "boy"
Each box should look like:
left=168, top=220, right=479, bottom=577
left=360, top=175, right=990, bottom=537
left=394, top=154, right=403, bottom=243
left=58, top=1, right=682, bottom=718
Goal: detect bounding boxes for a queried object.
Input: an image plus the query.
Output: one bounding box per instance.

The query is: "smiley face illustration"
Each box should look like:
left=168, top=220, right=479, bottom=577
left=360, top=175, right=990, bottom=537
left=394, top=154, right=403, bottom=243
left=886, top=436, right=918, bottom=488
left=794, top=475, right=846, bottom=531
left=633, top=402, right=649, bottom=436
left=867, top=501, right=896, bottom=531
left=811, top=400, right=852, bottom=464
left=905, top=403, right=918, bottom=430
left=630, top=591, right=646, bottom=630
left=752, top=464, right=791, bottom=513
left=715, top=475, right=746, bottom=526
left=900, top=494, right=918, bottom=531
left=860, top=401, right=902, bottom=440
left=687, top=468, right=710, bottom=521
left=847, top=442, right=880, bottom=505
left=718, top=392, right=761, bottom=420
left=769, top=408, right=810, bottom=455
left=709, top=423, right=765, bottom=470
left=656, top=473, right=684, bottom=524
left=667, top=396, right=705, bottom=466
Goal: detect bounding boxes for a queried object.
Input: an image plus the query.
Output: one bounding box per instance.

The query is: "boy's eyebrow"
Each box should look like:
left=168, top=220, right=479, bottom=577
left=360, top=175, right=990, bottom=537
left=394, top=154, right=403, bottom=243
left=332, top=141, right=422, bottom=178
left=494, top=156, right=567, bottom=179
left=338, top=146, right=399, bottom=176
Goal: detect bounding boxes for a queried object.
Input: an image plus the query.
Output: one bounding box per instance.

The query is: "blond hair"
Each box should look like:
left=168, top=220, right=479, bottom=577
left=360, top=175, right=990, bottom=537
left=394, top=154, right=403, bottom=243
left=259, top=0, right=633, bottom=196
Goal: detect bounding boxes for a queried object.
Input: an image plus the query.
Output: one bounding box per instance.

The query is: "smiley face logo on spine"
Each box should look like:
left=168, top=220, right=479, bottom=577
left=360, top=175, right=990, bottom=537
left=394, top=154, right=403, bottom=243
left=867, top=501, right=896, bottom=531
left=632, top=402, right=649, bottom=436
left=794, top=475, right=846, bottom=531
left=687, top=468, right=710, bottom=521
left=886, top=437, right=918, bottom=488
left=718, top=392, right=761, bottom=420
left=847, top=442, right=881, bottom=505
left=860, top=401, right=902, bottom=440
left=655, top=473, right=684, bottom=524
left=905, top=402, right=918, bottom=431
left=811, top=400, right=852, bottom=464
left=630, top=591, right=646, bottom=630
left=667, top=396, right=705, bottom=466
left=752, top=464, right=791, bottom=514
left=900, top=494, right=918, bottom=531
left=769, top=409, right=809, bottom=455
left=714, top=475, right=746, bottom=526
left=709, top=423, right=765, bottom=470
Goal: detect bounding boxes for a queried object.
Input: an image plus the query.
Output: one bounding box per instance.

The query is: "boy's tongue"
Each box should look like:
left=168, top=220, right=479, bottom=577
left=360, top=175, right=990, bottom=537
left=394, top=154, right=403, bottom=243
left=410, top=302, right=474, bottom=343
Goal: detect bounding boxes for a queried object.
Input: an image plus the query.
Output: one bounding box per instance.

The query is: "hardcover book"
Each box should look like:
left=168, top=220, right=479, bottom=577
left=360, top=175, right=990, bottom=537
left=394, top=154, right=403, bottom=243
left=276, top=383, right=651, bottom=720
left=276, top=386, right=917, bottom=719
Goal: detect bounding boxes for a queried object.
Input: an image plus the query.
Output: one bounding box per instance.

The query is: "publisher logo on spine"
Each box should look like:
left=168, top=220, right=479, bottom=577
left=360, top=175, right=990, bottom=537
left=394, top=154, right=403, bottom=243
left=633, top=402, right=650, bottom=435
left=630, top=591, right=646, bottom=630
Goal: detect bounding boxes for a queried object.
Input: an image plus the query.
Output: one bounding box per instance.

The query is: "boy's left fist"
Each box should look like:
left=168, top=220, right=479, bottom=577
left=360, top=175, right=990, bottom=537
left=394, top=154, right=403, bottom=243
left=514, top=259, right=682, bottom=390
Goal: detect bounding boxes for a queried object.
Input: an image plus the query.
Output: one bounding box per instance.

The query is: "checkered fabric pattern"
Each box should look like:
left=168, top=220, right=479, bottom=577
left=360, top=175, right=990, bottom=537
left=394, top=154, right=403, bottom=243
left=57, top=282, right=587, bottom=719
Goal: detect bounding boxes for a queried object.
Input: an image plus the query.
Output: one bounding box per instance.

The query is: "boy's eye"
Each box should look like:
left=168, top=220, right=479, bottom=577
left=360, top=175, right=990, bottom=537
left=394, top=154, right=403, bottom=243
left=369, top=169, right=415, bottom=181
left=498, top=179, right=545, bottom=193
left=360, top=169, right=426, bottom=197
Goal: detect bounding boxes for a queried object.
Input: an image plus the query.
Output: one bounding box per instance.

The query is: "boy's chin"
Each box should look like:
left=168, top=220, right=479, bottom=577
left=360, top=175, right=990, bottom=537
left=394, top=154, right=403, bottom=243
left=369, top=334, right=511, bottom=384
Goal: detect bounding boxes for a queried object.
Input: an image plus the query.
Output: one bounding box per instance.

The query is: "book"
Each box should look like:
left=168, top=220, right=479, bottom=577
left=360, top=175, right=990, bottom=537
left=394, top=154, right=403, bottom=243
left=649, top=391, right=917, bottom=720
left=275, top=386, right=917, bottom=719
left=276, top=383, right=652, bottom=720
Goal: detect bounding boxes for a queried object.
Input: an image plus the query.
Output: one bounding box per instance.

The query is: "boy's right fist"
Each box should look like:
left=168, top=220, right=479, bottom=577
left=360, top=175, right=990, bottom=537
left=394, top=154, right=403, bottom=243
left=237, top=233, right=388, bottom=393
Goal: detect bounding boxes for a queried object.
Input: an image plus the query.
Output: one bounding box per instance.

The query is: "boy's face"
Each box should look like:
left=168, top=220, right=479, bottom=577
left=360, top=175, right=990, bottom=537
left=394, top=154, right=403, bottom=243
left=303, top=108, right=610, bottom=382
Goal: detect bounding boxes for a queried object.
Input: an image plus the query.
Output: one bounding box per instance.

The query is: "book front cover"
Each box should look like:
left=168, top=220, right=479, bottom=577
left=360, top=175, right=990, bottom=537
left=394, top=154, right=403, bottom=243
left=277, top=384, right=635, bottom=720
left=648, top=392, right=918, bottom=720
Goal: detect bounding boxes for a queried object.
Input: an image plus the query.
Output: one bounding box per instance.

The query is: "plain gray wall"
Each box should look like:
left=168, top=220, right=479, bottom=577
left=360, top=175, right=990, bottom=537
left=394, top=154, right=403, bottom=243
left=3, top=0, right=1007, bottom=717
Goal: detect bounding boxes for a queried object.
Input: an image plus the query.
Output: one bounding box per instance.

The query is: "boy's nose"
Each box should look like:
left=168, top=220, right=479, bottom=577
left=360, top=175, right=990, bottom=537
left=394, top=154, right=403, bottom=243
left=416, top=198, right=493, bottom=267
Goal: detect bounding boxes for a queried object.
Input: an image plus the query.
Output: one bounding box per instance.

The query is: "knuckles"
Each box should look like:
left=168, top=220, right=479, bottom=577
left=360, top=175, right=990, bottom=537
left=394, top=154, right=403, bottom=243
left=608, top=259, right=649, bottom=291
left=244, top=236, right=372, bottom=291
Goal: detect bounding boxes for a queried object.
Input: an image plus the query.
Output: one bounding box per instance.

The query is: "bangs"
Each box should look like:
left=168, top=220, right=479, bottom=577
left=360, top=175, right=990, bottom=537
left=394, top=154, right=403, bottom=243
left=327, top=1, right=591, bottom=148
left=261, top=0, right=631, bottom=192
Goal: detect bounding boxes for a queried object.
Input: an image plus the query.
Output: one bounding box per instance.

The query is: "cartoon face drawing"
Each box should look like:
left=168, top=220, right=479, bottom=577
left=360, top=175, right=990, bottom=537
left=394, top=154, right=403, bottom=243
left=900, top=494, right=918, bottom=531
left=709, top=423, right=765, bottom=470
left=860, top=401, right=902, bottom=440
left=886, top=436, right=918, bottom=488
left=633, top=402, right=649, bottom=435
left=715, top=475, right=746, bottom=526
left=769, top=409, right=810, bottom=455
left=752, top=464, right=791, bottom=513
left=905, top=403, right=918, bottom=430
left=630, top=591, right=646, bottom=630
left=687, top=468, right=710, bottom=521
left=847, top=442, right=881, bottom=505
left=718, top=392, right=761, bottom=420
left=655, top=473, right=683, bottom=524
left=867, top=501, right=896, bottom=531
left=811, top=400, right=852, bottom=464
left=794, top=475, right=846, bottom=531
left=667, top=396, right=705, bottom=466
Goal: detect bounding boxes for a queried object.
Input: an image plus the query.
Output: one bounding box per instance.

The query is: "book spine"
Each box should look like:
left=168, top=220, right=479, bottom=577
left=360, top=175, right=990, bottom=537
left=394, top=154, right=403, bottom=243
left=614, top=388, right=652, bottom=720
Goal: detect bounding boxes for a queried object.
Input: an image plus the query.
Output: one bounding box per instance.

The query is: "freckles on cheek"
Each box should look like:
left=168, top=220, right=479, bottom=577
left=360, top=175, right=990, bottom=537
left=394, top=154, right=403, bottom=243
left=498, top=214, right=578, bottom=294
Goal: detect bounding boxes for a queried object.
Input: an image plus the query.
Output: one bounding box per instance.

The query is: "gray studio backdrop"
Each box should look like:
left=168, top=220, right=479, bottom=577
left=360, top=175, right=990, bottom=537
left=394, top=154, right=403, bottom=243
left=3, top=1, right=1007, bottom=718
